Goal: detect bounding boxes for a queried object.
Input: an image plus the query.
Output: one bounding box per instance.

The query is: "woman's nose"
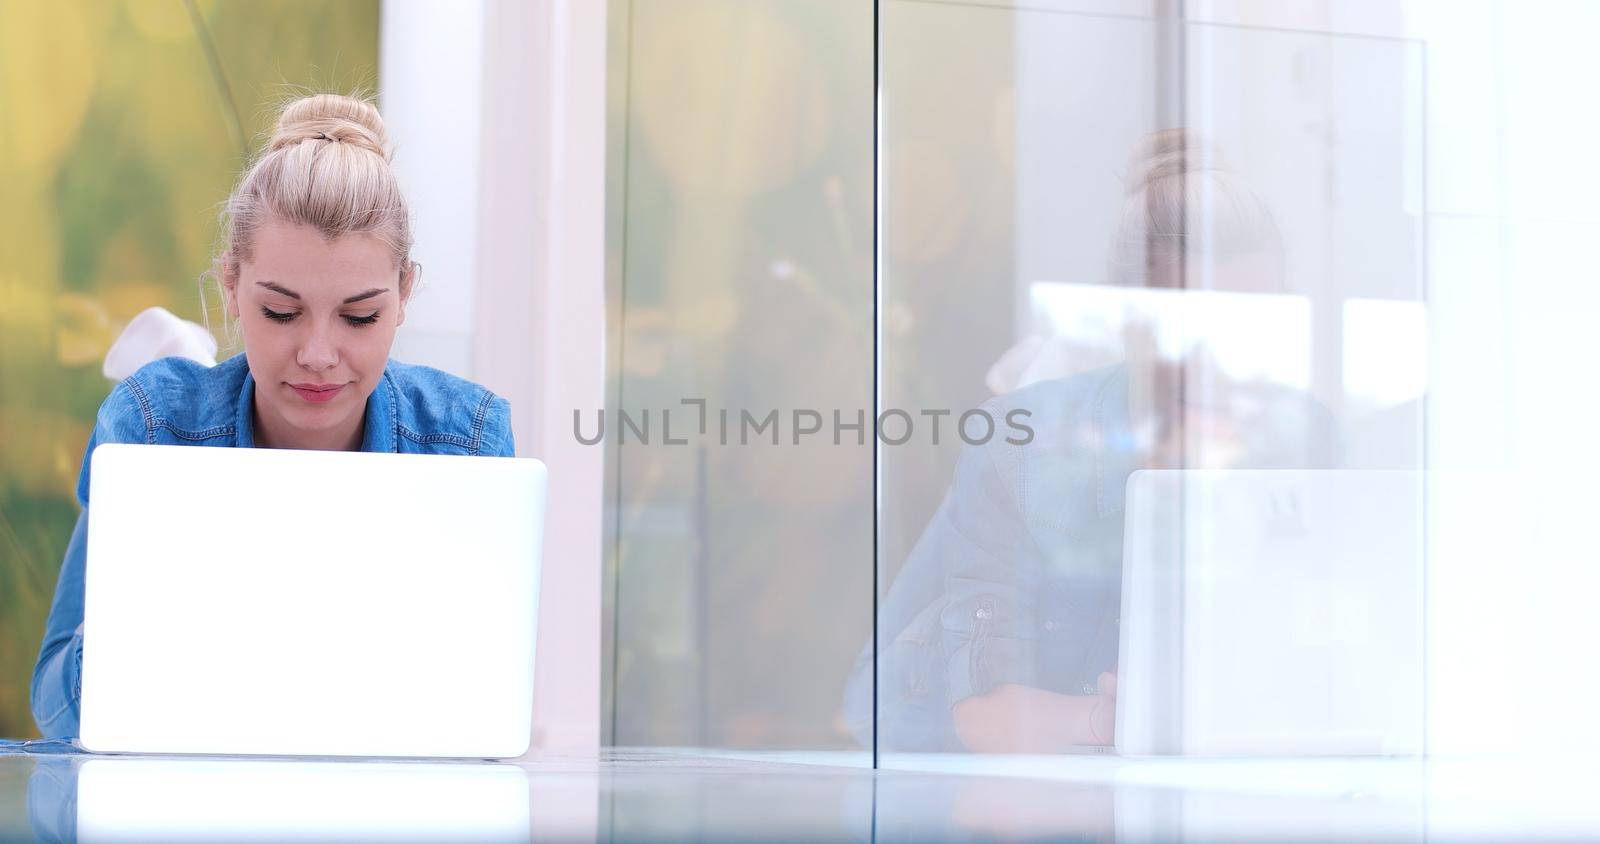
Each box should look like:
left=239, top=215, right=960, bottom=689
left=296, top=325, right=340, bottom=371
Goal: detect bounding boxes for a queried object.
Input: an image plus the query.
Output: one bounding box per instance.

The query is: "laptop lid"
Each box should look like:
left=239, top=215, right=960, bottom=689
left=79, top=444, right=546, bottom=759
left=1116, top=469, right=1424, bottom=756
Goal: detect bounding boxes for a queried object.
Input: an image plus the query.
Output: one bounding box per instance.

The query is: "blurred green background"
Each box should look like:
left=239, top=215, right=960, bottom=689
left=0, top=0, right=378, bottom=738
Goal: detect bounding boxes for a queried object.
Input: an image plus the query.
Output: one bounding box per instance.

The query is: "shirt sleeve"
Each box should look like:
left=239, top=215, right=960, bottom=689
left=855, top=401, right=1051, bottom=752
left=32, top=380, right=148, bottom=739
left=931, top=430, right=1049, bottom=705
left=478, top=394, right=515, bottom=458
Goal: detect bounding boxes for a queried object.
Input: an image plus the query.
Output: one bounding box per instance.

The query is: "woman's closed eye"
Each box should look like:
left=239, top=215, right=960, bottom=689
left=260, top=306, right=381, bottom=327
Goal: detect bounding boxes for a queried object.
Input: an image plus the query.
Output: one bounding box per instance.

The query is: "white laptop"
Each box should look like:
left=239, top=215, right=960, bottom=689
left=79, top=444, right=546, bottom=759
left=1116, top=469, right=1424, bottom=756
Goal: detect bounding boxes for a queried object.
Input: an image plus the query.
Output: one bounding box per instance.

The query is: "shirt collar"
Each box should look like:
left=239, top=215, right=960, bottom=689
left=235, top=367, right=256, bottom=449
left=360, top=366, right=398, bottom=453
left=236, top=364, right=398, bottom=453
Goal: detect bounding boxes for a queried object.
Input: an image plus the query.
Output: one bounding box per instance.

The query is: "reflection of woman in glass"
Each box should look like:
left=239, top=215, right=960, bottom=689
left=847, top=129, right=1335, bottom=752
left=31, top=94, right=515, bottom=739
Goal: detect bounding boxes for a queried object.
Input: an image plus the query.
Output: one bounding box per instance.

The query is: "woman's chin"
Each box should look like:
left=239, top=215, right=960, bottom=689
left=274, top=400, right=358, bottom=435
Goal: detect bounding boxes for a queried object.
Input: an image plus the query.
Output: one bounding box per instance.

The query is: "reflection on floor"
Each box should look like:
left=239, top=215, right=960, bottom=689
left=2, top=747, right=1595, bottom=842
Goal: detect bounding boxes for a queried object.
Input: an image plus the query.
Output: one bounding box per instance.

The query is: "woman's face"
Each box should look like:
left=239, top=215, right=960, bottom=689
left=224, top=218, right=409, bottom=450
left=1123, top=252, right=1291, bottom=465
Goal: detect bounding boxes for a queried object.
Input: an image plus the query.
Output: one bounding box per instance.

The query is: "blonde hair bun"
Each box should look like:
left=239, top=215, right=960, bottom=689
left=1123, top=127, right=1219, bottom=197
left=268, top=93, right=390, bottom=161
left=1108, top=127, right=1282, bottom=288
left=208, top=90, right=414, bottom=329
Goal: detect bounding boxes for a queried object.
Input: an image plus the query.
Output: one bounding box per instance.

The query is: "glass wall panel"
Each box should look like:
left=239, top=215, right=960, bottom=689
left=873, top=1, right=1425, bottom=762
left=605, top=0, right=874, bottom=754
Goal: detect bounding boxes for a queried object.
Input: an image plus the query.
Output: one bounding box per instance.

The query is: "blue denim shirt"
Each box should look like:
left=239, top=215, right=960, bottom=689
left=30, top=353, right=514, bottom=739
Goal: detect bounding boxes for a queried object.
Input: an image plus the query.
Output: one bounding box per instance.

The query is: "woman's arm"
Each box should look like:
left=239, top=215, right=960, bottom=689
left=30, top=380, right=148, bottom=738
left=861, top=394, right=1083, bottom=751
left=953, top=673, right=1117, bottom=753
left=31, top=512, right=89, bottom=738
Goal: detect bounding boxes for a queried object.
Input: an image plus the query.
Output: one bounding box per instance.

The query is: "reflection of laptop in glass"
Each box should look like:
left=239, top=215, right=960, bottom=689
left=1116, top=470, right=1423, bottom=756
left=79, top=444, right=546, bottom=759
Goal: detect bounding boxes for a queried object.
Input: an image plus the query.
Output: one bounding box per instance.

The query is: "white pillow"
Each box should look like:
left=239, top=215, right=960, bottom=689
left=102, top=307, right=218, bottom=381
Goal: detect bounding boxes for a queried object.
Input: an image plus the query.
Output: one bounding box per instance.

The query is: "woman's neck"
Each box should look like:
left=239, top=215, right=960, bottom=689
left=252, top=391, right=365, bottom=452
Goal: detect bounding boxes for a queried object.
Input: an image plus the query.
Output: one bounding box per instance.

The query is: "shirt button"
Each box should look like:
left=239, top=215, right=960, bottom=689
left=974, top=607, right=992, bottom=621
left=1043, top=620, right=1057, bottom=632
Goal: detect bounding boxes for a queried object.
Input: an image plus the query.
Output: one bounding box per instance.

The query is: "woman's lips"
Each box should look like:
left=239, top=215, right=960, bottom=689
left=289, top=383, right=346, bottom=403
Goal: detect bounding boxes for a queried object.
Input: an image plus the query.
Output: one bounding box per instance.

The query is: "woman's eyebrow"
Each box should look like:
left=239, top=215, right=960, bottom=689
left=342, top=288, right=389, bottom=304
left=252, top=282, right=388, bottom=304
left=256, top=281, right=300, bottom=300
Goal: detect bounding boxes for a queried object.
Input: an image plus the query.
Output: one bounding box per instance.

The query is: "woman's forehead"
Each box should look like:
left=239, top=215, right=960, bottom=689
left=243, top=220, right=397, bottom=296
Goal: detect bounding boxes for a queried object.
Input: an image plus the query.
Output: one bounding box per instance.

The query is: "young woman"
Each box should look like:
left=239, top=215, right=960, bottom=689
left=31, top=94, right=514, bottom=739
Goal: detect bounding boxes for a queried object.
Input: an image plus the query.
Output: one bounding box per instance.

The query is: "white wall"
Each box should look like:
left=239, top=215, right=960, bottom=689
left=472, top=0, right=608, bottom=755
left=1407, top=0, right=1600, bottom=757
left=381, top=0, right=485, bottom=378
left=381, top=0, right=606, bottom=754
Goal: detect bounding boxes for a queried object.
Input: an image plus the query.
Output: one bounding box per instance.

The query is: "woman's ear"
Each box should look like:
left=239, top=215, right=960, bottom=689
left=397, top=260, right=419, bottom=327
left=221, top=254, right=241, bottom=318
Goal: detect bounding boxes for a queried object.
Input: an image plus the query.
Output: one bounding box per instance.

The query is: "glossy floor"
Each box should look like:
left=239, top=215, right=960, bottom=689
left=1, top=747, right=1595, bottom=842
